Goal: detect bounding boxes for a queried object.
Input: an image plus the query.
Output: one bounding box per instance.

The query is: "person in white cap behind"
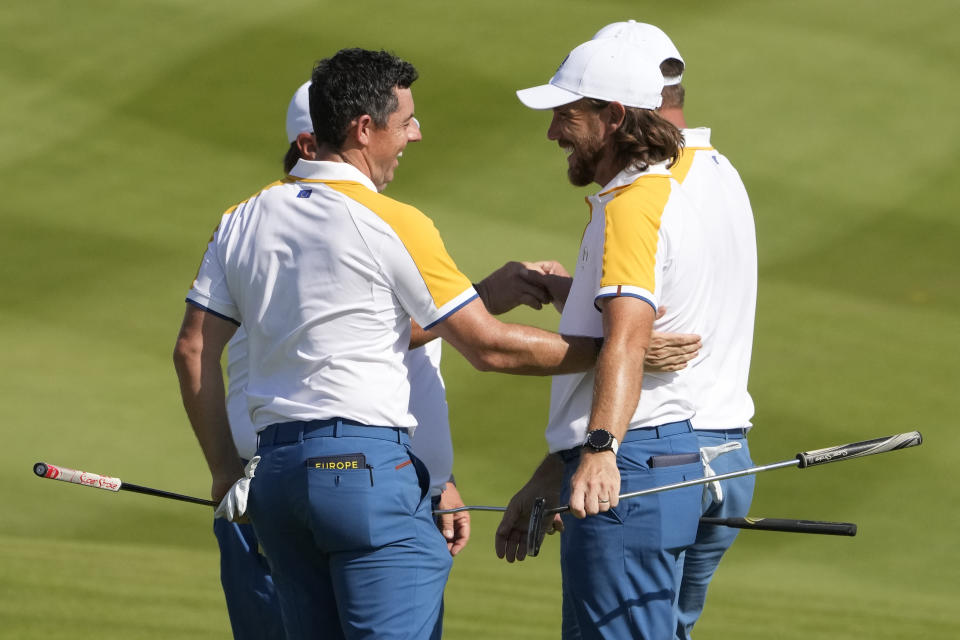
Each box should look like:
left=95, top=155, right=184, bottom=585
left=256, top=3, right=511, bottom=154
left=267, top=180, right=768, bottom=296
left=496, top=35, right=710, bottom=639
left=588, top=22, right=759, bottom=640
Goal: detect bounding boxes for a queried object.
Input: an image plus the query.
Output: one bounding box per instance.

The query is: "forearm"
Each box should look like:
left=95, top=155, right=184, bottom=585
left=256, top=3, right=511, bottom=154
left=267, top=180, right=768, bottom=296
left=586, top=296, right=654, bottom=439
left=173, top=306, right=243, bottom=489
left=586, top=337, right=646, bottom=441
left=174, top=346, right=243, bottom=480
left=465, top=323, right=600, bottom=375
left=524, top=453, right=565, bottom=494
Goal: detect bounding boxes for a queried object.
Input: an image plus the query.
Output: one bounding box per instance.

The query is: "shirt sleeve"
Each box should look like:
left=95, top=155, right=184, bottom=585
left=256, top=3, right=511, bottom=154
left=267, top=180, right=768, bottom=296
left=383, top=209, right=477, bottom=329
left=330, top=183, right=478, bottom=329
left=186, top=214, right=241, bottom=325
left=595, top=177, right=673, bottom=313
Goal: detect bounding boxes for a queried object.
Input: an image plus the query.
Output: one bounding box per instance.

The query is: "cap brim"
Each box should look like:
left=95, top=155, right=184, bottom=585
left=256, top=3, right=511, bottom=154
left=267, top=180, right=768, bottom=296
left=516, top=83, right=583, bottom=110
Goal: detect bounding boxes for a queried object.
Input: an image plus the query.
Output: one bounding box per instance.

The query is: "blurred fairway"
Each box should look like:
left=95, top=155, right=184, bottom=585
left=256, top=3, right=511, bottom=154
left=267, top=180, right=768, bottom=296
left=2, top=0, right=958, bottom=637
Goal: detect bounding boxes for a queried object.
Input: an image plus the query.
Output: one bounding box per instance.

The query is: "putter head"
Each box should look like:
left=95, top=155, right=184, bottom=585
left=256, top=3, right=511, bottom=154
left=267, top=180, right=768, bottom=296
left=526, top=497, right=548, bottom=557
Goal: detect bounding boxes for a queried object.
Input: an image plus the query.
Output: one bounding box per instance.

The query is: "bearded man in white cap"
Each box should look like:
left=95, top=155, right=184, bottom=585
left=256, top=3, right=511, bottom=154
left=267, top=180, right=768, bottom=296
left=496, top=35, right=710, bottom=639
left=589, top=22, right=759, bottom=640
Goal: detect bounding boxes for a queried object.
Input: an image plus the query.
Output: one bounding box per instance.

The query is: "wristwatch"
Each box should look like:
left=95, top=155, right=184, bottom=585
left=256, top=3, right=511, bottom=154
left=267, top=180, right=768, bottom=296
left=583, top=429, right=619, bottom=455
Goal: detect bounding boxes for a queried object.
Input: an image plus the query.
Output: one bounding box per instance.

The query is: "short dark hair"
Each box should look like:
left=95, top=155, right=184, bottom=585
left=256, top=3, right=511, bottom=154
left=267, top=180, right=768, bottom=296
left=584, top=98, right=684, bottom=171
left=309, top=48, right=418, bottom=150
left=659, top=59, right=685, bottom=109
left=283, top=140, right=299, bottom=174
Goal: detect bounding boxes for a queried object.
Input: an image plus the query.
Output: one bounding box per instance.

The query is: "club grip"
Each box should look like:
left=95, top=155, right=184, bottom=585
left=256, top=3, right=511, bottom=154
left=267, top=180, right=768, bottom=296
left=701, top=517, right=857, bottom=536
left=33, top=461, right=123, bottom=492
left=795, top=431, right=922, bottom=468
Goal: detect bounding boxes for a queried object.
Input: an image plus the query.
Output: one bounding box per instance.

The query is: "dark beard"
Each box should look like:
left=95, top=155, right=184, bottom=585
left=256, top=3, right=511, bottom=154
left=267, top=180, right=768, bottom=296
left=566, top=140, right=604, bottom=187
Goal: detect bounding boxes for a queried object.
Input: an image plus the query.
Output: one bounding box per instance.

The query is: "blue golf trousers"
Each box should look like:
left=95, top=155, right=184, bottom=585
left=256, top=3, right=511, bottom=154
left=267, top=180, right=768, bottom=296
left=213, top=518, right=285, bottom=639
left=675, top=429, right=754, bottom=640
left=560, top=421, right=704, bottom=640
left=248, top=419, right=452, bottom=640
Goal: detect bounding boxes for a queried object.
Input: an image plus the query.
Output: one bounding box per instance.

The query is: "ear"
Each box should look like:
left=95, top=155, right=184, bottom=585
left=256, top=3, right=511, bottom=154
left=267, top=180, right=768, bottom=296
left=295, top=132, right=319, bottom=160
left=604, top=101, right=627, bottom=133
left=351, top=114, right=375, bottom=147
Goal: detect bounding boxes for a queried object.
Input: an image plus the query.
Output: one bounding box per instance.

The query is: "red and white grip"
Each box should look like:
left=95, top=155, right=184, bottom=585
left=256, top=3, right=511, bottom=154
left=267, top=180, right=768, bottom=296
left=34, top=462, right=122, bottom=492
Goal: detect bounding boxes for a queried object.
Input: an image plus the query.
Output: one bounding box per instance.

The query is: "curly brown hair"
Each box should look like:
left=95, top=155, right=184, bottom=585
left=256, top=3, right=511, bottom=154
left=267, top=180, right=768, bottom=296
left=583, top=98, right=684, bottom=171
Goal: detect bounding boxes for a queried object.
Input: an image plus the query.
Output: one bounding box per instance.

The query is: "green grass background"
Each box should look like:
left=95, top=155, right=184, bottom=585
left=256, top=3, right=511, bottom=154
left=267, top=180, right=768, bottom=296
left=2, top=0, right=958, bottom=637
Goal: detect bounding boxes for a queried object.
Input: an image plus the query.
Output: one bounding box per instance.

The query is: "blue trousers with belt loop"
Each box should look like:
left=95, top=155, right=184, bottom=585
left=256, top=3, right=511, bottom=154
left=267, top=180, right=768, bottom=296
left=248, top=419, right=451, bottom=640
left=560, top=421, right=704, bottom=640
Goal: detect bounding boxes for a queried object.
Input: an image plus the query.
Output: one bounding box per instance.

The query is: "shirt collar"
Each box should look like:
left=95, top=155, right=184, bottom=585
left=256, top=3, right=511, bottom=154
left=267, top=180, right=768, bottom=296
left=289, top=159, right=378, bottom=192
left=681, top=127, right=713, bottom=148
left=595, top=161, right=672, bottom=198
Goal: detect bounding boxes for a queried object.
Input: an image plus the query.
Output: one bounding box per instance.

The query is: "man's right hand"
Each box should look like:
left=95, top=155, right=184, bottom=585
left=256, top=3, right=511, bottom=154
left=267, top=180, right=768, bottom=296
left=473, top=261, right=553, bottom=314
left=644, top=331, right=701, bottom=372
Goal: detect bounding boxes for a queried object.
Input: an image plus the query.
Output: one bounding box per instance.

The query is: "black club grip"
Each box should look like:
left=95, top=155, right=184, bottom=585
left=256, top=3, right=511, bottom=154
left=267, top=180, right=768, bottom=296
left=796, top=431, right=922, bottom=468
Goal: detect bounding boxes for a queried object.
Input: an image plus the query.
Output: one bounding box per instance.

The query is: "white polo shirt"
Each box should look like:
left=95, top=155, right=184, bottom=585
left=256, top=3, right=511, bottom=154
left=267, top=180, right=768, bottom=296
left=225, top=330, right=453, bottom=494
left=672, top=128, right=757, bottom=430
left=545, top=162, right=712, bottom=453
left=188, top=159, right=476, bottom=432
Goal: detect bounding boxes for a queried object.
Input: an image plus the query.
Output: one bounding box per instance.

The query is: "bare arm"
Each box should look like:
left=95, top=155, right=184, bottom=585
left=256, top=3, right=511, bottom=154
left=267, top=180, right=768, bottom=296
left=429, top=298, right=600, bottom=375
left=409, top=260, right=558, bottom=349
left=567, top=296, right=655, bottom=518
left=173, top=305, right=244, bottom=502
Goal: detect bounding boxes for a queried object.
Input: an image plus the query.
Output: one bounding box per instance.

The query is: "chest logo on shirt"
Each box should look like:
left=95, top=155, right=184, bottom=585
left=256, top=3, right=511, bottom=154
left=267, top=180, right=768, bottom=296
left=297, top=189, right=312, bottom=198
left=581, top=247, right=589, bottom=263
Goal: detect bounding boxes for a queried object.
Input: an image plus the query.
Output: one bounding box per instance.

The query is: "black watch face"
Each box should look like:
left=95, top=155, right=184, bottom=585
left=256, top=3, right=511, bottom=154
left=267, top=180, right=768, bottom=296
left=587, top=430, right=612, bottom=450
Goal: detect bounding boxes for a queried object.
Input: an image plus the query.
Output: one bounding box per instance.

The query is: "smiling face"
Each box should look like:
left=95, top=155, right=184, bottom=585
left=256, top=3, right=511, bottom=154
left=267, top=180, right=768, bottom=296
left=365, top=87, right=421, bottom=191
left=546, top=100, right=610, bottom=187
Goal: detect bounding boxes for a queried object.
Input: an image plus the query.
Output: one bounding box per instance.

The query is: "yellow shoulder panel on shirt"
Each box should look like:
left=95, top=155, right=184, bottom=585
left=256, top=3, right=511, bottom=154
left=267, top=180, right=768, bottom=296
left=323, top=181, right=472, bottom=308
left=671, top=146, right=712, bottom=184
left=600, top=174, right=673, bottom=291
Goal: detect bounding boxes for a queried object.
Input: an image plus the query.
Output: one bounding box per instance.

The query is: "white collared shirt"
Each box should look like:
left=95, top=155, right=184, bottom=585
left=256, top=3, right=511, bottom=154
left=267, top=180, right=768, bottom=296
left=672, top=128, right=757, bottom=430
left=545, top=162, right=710, bottom=452
left=189, top=159, right=475, bottom=432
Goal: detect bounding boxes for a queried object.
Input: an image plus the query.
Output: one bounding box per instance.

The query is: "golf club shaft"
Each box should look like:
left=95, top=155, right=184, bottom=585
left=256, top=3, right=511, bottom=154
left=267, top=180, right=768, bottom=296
left=33, top=462, right=216, bottom=507
left=547, top=431, right=922, bottom=516
left=433, top=460, right=798, bottom=516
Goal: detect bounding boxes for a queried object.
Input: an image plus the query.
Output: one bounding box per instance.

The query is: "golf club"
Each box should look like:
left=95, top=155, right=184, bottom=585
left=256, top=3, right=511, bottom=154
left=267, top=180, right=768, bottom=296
left=33, top=462, right=217, bottom=507
left=34, top=460, right=859, bottom=542
left=521, top=430, right=921, bottom=555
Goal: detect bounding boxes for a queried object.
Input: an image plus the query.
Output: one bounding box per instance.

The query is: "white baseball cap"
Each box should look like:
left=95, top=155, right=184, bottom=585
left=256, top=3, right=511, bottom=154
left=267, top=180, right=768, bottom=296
left=592, top=20, right=685, bottom=86
left=285, top=81, right=312, bottom=143
left=516, top=37, right=664, bottom=110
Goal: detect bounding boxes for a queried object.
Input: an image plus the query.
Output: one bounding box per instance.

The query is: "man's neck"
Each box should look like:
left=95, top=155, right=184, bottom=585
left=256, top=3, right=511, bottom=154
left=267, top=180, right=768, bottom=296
left=316, top=146, right=375, bottom=184
left=659, top=106, right=686, bottom=130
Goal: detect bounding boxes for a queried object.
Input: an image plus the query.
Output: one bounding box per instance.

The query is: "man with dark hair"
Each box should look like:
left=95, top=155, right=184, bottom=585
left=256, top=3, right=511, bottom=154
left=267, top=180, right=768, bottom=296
left=589, top=22, right=759, bottom=640
left=495, top=36, right=710, bottom=639
left=175, top=47, right=607, bottom=638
